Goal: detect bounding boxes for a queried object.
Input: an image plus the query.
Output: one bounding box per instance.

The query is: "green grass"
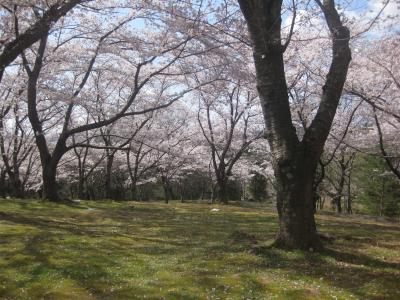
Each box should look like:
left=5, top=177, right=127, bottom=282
left=0, top=199, right=399, bottom=299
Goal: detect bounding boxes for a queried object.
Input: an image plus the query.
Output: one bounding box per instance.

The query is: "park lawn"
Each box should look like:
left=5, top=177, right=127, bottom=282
left=0, top=200, right=399, bottom=300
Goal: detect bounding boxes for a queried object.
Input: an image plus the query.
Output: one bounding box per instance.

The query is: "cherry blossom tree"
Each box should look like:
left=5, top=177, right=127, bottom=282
left=197, top=80, right=262, bottom=203
left=70, top=128, right=105, bottom=199
left=15, top=2, right=211, bottom=201
left=0, top=70, right=38, bottom=197
left=347, top=34, right=400, bottom=180
left=125, top=110, right=187, bottom=201
left=238, top=0, right=352, bottom=250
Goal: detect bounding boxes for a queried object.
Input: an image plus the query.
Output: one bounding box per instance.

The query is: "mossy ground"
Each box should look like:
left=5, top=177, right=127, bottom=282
left=0, top=199, right=399, bottom=299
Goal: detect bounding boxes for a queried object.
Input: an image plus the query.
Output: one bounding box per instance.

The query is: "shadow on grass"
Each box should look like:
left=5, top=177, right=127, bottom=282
left=252, top=243, right=400, bottom=299
left=1, top=200, right=399, bottom=299
left=0, top=232, right=119, bottom=299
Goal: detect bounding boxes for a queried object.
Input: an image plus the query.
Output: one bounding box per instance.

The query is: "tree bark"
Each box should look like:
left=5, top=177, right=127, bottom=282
left=77, top=177, right=86, bottom=199
left=380, top=178, right=385, bottom=217
left=126, top=148, right=139, bottom=200
left=0, top=169, right=6, bottom=198
left=8, top=174, right=24, bottom=198
left=162, top=175, right=168, bottom=203
left=178, top=179, right=184, bottom=203
left=217, top=177, right=228, bottom=204
left=335, top=160, right=346, bottom=213
left=312, top=160, right=326, bottom=213
left=42, top=162, right=59, bottom=201
left=41, top=139, right=67, bottom=201
left=131, top=181, right=138, bottom=200
left=162, top=175, right=173, bottom=203
left=346, top=164, right=353, bottom=214
left=105, top=153, right=115, bottom=199
left=273, top=149, right=322, bottom=250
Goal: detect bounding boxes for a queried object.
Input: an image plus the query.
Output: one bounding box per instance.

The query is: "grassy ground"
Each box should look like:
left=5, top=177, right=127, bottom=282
left=0, top=199, right=399, bottom=300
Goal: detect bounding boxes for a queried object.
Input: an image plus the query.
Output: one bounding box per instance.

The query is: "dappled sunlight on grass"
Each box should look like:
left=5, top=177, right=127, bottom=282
left=0, top=199, right=399, bottom=299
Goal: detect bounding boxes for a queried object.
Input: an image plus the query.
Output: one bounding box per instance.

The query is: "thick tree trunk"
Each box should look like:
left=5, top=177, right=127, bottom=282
left=131, top=182, right=137, bottom=200
left=38, top=144, right=67, bottom=202
left=161, top=176, right=173, bottom=203
left=275, top=190, right=321, bottom=250
left=9, top=174, right=24, bottom=198
left=36, top=136, right=66, bottom=202
left=42, top=161, right=59, bottom=201
left=274, top=153, right=323, bottom=250
left=0, top=169, right=6, bottom=197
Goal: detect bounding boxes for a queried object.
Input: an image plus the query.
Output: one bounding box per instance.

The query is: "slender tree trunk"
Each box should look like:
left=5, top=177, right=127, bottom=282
left=319, top=197, right=325, bottom=210
left=179, top=179, right=184, bottom=203
left=163, top=184, right=170, bottom=203
left=346, top=167, right=353, bottom=214
left=200, top=182, right=205, bottom=200
left=76, top=152, right=86, bottom=199
left=313, top=161, right=325, bottom=213
left=162, top=175, right=173, bottom=203
left=335, top=180, right=344, bottom=214
left=105, top=153, right=114, bottom=199
left=77, top=177, right=86, bottom=199
left=241, top=180, right=246, bottom=201
left=0, top=169, right=6, bottom=198
left=210, top=184, right=216, bottom=204
left=334, top=155, right=348, bottom=213
left=334, top=196, right=342, bottom=213
left=380, top=178, right=385, bottom=217
left=126, top=149, right=139, bottom=200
